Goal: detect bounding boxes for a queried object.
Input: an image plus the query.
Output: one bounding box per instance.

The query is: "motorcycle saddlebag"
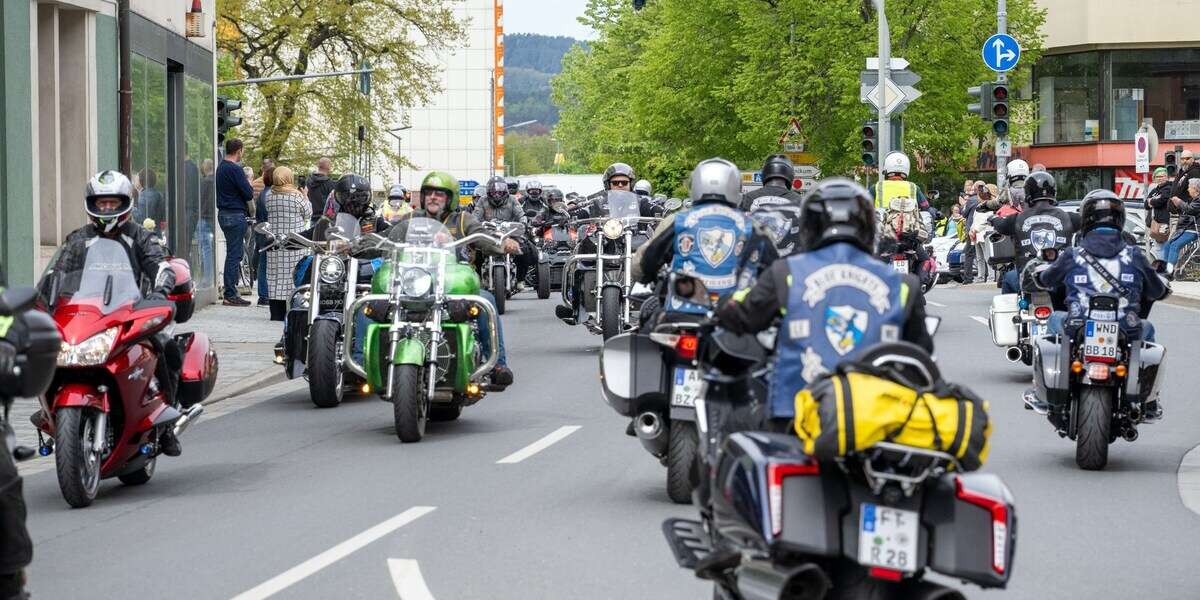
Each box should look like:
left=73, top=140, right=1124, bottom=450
left=925, top=472, right=1016, bottom=588
left=984, top=233, right=1016, bottom=265
left=176, top=332, right=218, bottom=408
left=1032, top=335, right=1070, bottom=407
left=599, top=332, right=664, bottom=417
left=794, top=367, right=992, bottom=471
left=989, top=294, right=1020, bottom=347
left=167, top=258, right=195, bottom=324
left=7, top=308, right=61, bottom=398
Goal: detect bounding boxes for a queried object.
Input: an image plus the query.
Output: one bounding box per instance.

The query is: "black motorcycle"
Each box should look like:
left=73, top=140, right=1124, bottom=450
left=877, top=234, right=938, bottom=293
left=1029, top=292, right=1165, bottom=470
left=651, top=327, right=1016, bottom=600
left=532, top=205, right=576, bottom=297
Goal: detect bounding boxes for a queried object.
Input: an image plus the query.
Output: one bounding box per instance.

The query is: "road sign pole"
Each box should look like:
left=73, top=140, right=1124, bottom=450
left=875, top=0, right=890, bottom=162
left=996, top=0, right=1007, bottom=188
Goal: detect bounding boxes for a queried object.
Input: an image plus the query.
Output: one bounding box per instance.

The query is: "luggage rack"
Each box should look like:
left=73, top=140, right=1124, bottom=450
left=845, top=441, right=962, bottom=497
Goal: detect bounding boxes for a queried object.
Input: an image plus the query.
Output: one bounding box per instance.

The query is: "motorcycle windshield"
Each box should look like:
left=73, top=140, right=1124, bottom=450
left=334, top=213, right=363, bottom=242
left=605, top=190, right=642, bottom=219
left=42, top=238, right=142, bottom=314
left=396, top=217, right=457, bottom=267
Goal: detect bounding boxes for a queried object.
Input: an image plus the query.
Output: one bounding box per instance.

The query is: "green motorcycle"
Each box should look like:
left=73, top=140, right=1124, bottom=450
left=345, top=218, right=504, bottom=442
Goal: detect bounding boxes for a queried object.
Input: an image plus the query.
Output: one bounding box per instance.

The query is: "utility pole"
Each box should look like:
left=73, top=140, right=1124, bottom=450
left=996, top=0, right=1007, bottom=188
left=875, top=0, right=890, bottom=159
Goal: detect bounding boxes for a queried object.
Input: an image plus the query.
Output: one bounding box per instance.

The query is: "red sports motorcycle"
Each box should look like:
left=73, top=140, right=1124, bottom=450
left=35, top=238, right=216, bottom=508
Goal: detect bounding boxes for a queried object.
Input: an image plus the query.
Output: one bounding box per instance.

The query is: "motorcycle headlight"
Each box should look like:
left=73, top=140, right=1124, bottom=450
left=602, top=218, right=623, bottom=240
left=57, top=327, right=119, bottom=367
left=319, top=259, right=346, bottom=284
left=400, top=267, right=433, bottom=297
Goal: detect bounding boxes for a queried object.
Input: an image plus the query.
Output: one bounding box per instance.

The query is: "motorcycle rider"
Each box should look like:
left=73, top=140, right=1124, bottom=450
left=582, top=163, right=661, bottom=218
left=740, top=154, right=805, bottom=256
left=871, top=152, right=934, bottom=270
left=0, top=284, right=32, bottom=600
left=632, top=158, right=776, bottom=321
left=717, top=178, right=934, bottom=430
left=988, top=171, right=1081, bottom=294
left=45, top=171, right=183, bottom=456
left=474, top=176, right=537, bottom=290
left=1027, top=189, right=1170, bottom=418
left=314, top=174, right=388, bottom=237
left=388, top=172, right=518, bottom=387
left=522, top=179, right=548, bottom=217
left=383, top=184, right=412, bottom=224
left=982, top=159, right=1030, bottom=212
left=633, top=179, right=653, bottom=200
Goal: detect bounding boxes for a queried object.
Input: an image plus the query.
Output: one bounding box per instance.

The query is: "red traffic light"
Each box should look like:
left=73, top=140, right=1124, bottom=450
left=992, top=86, right=1009, bottom=101
left=862, top=125, right=876, bottom=137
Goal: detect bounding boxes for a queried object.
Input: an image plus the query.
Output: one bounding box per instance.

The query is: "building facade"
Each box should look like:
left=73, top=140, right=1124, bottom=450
left=385, top=0, right=502, bottom=197
left=1003, top=0, right=1200, bottom=199
left=0, top=0, right=217, bottom=304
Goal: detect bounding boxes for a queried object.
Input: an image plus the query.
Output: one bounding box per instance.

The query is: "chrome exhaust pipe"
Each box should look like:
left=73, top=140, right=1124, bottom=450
left=1122, top=427, right=1139, bottom=443
left=736, top=559, right=830, bottom=600
left=1005, top=346, right=1024, bottom=363
left=634, top=411, right=668, bottom=458
left=173, top=404, right=205, bottom=437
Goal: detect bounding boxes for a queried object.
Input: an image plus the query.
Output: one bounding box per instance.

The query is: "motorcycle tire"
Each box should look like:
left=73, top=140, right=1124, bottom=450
left=307, top=320, right=344, bottom=409
left=393, top=364, right=428, bottom=443
left=666, top=421, right=698, bottom=505
left=54, top=408, right=102, bottom=508
left=118, top=457, right=156, bottom=486
left=429, top=404, right=462, bottom=422
left=492, top=265, right=507, bottom=315
left=601, top=286, right=622, bottom=340
left=1075, top=386, right=1112, bottom=470
left=536, top=262, right=551, bottom=299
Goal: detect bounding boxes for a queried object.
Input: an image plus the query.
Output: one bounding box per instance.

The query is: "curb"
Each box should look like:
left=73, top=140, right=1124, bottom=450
left=1162, top=294, right=1200, bottom=311
left=203, top=367, right=289, bottom=406
left=1178, top=443, right=1200, bottom=516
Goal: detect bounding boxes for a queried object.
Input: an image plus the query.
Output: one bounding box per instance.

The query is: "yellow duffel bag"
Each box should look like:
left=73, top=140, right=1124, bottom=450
left=794, top=366, right=992, bottom=471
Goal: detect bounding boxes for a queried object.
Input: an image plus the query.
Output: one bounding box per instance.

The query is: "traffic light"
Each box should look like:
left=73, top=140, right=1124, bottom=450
left=1166, top=149, right=1179, bottom=177
left=991, top=82, right=1010, bottom=136
left=861, top=120, right=878, bottom=166
left=967, top=83, right=994, bottom=121
left=217, top=96, right=243, bottom=146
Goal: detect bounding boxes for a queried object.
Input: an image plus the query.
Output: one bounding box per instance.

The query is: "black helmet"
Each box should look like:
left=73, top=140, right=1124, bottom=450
left=505, top=176, right=520, bottom=195
left=546, top=187, right=564, bottom=204
left=798, top=178, right=876, bottom=252
left=1080, top=189, right=1126, bottom=234
left=762, top=154, right=795, bottom=189
left=1023, top=171, right=1057, bottom=205
left=486, top=176, right=509, bottom=207
left=335, top=174, right=372, bottom=218
left=603, top=162, right=635, bottom=190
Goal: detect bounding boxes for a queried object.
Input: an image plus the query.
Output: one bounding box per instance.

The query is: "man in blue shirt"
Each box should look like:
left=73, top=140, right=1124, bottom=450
left=216, top=139, right=255, bottom=305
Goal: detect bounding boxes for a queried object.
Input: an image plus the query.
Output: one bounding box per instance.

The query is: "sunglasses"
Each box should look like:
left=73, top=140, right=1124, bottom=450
left=610, top=180, right=631, bottom=188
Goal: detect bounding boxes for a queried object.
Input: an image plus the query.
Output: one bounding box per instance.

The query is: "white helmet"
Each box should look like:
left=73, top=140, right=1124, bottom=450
left=1006, top=159, right=1030, bottom=182
left=882, top=152, right=910, bottom=178
left=633, top=179, right=652, bottom=196
left=688, top=158, right=741, bottom=207
left=85, top=170, right=135, bottom=233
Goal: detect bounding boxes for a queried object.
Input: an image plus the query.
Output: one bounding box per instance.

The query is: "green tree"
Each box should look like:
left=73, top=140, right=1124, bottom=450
left=218, top=0, right=465, bottom=172
left=552, top=0, right=1046, bottom=191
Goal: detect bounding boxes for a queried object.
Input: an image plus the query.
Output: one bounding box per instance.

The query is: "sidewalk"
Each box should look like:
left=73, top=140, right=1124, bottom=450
left=1165, top=280, right=1200, bottom=309
left=10, top=301, right=285, bottom=450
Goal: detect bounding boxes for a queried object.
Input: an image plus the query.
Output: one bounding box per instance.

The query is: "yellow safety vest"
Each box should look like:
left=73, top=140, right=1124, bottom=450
left=875, top=180, right=918, bottom=209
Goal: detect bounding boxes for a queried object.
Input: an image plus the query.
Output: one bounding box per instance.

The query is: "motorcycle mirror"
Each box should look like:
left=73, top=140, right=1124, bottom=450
left=924, top=316, right=942, bottom=337
left=664, top=198, right=683, bottom=211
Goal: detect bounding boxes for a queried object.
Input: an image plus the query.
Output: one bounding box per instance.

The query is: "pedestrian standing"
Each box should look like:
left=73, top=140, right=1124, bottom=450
left=307, top=157, right=337, bottom=223
left=264, top=166, right=313, bottom=321
left=944, top=204, right=965, bottom=238
left=1145, top=167, right=1173, bottom=269
left=1169, top=150, right=1200, bottom=206
left=969, top=183, right=997, bottom=283
left=197, top=158, right=216, bottom=283
left=960, top=181, right=982, bottom=283
left=1164, top=178, right=1200, bottom=279
left=255, top=163, right=275, bottom=306
left=217, top=138, right=255, bottom=305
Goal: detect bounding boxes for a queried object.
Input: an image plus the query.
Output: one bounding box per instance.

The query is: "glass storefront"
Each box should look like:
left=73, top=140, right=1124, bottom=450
left=1046, top=167, right=1102, bottom=201
left=1035, top=49, right=1200, bottom=144
left=184, top=75, right=216, bottom=289
left=130, top=53, right=169, bottom=234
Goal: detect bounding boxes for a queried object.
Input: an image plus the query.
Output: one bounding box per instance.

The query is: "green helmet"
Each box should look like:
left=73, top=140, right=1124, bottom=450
left=420, top=171, right=459, bottom=210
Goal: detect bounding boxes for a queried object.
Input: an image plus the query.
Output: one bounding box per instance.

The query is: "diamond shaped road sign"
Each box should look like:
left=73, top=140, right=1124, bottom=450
left=860, top=71, right=921, bottom=114
left=867, top=78, right=909, bottom=116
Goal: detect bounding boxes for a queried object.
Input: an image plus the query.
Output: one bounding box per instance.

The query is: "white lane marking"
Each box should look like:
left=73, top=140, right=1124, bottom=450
left=388, top=559, right=436, bottom=600
left=496, top=426, right=582, bottom=464
left=231, top=506, right=437, bottom=600
left=927, top=300, right=947, bottom=308
left=970, top=315, right=990, bottom=326
left=1179, top=444, right=1200, bottom=517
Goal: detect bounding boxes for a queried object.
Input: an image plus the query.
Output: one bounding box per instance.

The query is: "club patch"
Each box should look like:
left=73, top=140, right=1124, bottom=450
left=698, top=227, right=736, bottom=268
left=788, top=319, right=810, bottom=339
left=825, top=305, right=869, bottom=356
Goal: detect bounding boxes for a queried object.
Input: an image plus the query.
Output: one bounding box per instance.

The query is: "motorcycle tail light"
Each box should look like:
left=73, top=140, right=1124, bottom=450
left=1033, top=306, right=1052, bottom=320
left=955, top=476, right=1008, bottom=575
left=868, top=567, right=903, bottom=582
left=675, top=334, right=698, bottom=361
left=767, top=461, right=819, bottom=536
left=1087, top=363, right=1109, bottom=381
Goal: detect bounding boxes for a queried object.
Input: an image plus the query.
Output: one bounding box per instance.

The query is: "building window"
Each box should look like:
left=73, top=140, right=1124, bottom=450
left=130, top=53, right=169, bottom=238
left=1110, top=49, right=1200, bottom=141
left=1035, top=52, right=1101, bottom=144
left=184, top=75, right=216, bottom=289
left=1047, top=167, right=1101, bottom=200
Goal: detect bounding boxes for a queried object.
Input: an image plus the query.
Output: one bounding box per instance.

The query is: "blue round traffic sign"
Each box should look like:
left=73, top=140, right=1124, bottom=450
left=982, top=34, right=1020, bottom=72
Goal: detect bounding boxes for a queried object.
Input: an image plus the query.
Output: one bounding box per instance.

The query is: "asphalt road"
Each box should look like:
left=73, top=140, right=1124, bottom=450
left=16, top=287, right=1200, bottom=599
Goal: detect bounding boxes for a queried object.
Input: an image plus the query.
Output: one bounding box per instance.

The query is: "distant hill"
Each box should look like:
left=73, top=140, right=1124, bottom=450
left=505, top=33, right=579, bottom=128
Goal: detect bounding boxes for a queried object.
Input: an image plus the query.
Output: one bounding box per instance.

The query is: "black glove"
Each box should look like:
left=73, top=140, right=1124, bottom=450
left=1020, top=260, right=1047, bottom=292
left=0, top=342, right=15, bottom=388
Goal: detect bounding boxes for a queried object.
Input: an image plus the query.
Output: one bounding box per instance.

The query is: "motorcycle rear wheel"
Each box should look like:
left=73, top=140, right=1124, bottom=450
left=1075, top=386, right=1112, bottom=470
left=54, top=408, right=102, bottom=508
left=666, top=421, right=697, bottom=505
left=601, top=286, right=622, bottom=340
left=536, top=262, right=551, bottom=299
left=393, top=364, right=428, bottom=443
left=308, top=320, right=345, bottom=408
left=492, top=265, right=507, bottom=315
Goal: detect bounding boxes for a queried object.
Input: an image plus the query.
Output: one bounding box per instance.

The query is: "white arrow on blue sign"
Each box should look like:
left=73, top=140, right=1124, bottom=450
left=459, top=180, right=480, bottom=196
left=983, top=34, right=1020, bottom=72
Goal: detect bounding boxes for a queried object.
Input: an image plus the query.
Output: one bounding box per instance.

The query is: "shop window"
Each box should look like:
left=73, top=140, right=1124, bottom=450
left=130, top=53, right=169, bottom=241
left=1047, top=168, right=1101, bottom=201
left=184, top=75, right=216, bottom=289
left=1035, top=53, right=1101, bottom=144
left=1110, top=49, right=1200, bottom=141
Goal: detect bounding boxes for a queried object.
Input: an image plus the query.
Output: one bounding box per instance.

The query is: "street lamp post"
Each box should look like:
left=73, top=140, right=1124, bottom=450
left=503, top=120, right=539, bottom=176
left=386, top=125, right=412, bottom=184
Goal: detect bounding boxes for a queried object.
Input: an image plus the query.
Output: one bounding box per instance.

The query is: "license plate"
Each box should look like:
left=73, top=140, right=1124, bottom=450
left=1083, top=320, right=1119, bottom=361
left=671, top=367, right=704, bottom=407
left=858, top=503, right=919, bottom=572
left=892, top=259, right=909, bottom=273
left=1029, top=322, right=1045, bottom=337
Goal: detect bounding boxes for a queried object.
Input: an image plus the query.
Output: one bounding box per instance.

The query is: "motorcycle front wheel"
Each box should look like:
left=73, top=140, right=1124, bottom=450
left=307, top=319, right=344, bottom=408
left=536, top=262, right=551, bottom=299
left=601, top=286, right=622, bottom=340
left=54, top=408, right=102, bottom=508
left=492, top=265, right=507, bottom=315
left=1075, top=385, right=1113, bottom=470
left=392, top=364, right=428, bottom=443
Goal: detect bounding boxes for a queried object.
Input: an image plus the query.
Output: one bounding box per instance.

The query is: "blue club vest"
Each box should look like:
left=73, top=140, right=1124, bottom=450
left=1060, top=245, right=1144, bottom=324
left=665, top=203, right=754, bottom=315
left=769, top=243, right=910, bottom=417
